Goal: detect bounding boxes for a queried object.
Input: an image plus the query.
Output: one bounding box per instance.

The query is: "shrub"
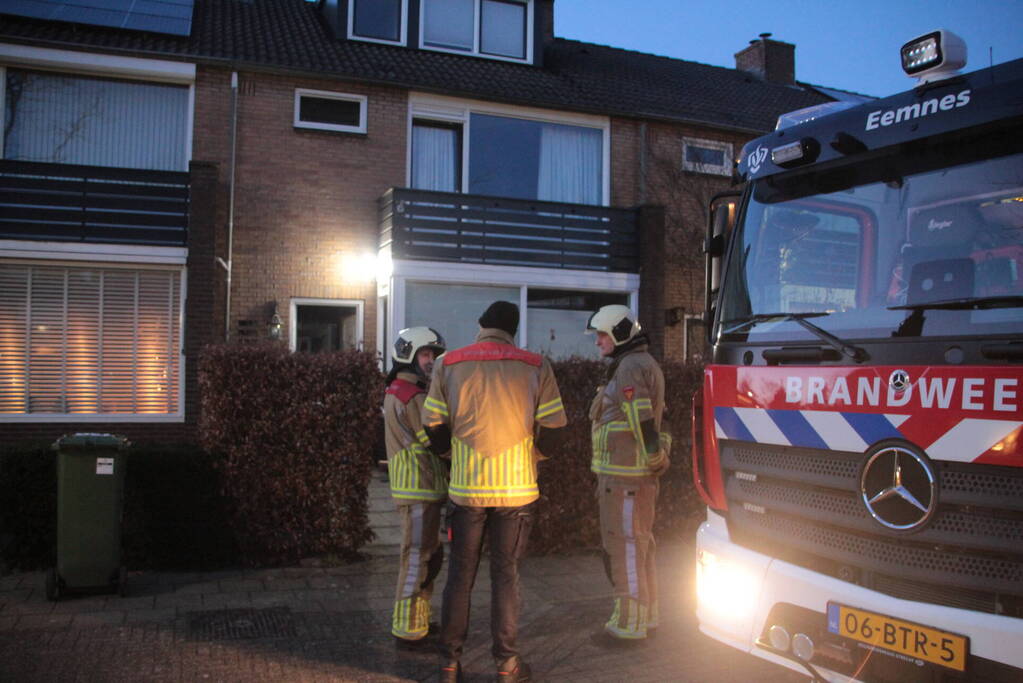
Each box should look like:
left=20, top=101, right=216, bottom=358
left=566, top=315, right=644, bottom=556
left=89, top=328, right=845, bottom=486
left=531, top=357, right=705, bottom=555
left=121, top=445, right=237, bottom=570
left=0, top=442, right=55, bottom=571
left=199, top=344, right=383, bottom=566
left=0, top=441, right=234, bottom=572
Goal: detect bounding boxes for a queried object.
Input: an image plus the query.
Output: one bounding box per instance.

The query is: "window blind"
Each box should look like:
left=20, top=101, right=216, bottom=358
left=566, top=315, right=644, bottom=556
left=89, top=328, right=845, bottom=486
left=0, top=263, right=182, bottom=417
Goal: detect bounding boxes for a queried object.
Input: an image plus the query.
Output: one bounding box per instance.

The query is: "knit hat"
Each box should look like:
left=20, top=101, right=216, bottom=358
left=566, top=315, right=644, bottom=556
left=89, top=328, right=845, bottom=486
left=478, top=301, right=519, bottom=336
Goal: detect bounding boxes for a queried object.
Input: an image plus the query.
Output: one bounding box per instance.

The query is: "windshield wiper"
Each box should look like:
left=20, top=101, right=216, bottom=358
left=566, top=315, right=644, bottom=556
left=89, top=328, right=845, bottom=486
left=722, top=312, right=866, bottom=362
left=888, top=295, right=1023, bottom=311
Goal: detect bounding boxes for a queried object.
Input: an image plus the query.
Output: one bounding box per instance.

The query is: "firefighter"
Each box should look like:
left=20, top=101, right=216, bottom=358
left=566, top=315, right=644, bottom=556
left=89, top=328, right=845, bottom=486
left=384, top=326, right=448, bottom=650
left=585, top=304, right=670, bottom=646
left=423, top=301, right=566, bottom=683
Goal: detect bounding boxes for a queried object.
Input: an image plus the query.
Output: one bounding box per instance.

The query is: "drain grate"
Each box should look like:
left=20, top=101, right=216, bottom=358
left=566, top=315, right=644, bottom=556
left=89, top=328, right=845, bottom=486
left=186, top=606, right=296, bottom=640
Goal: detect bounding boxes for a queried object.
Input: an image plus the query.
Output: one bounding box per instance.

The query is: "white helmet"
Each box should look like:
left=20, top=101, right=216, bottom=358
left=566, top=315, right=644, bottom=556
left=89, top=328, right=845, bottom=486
left=392, top=326, right=445, bottom=364
left=585, top=305, right=641, bottom=346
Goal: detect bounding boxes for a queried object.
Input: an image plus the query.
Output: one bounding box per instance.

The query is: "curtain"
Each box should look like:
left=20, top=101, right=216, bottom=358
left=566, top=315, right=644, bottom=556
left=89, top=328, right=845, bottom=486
left=537, top=122, right=602, bottom=205
left=3, top=69, right=188, bottom=171
left=412, top=124, right=459, bottom=192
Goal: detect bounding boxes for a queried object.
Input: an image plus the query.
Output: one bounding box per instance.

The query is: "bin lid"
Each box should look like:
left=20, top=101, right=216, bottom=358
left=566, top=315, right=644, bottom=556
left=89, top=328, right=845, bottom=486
left=52, top=433, right=131, bottom=451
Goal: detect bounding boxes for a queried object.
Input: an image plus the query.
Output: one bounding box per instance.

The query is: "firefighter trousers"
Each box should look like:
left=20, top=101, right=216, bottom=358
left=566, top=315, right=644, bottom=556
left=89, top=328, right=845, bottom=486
left=391, top=500, right=444, bottom=640
left=598, top=478, right=658, bottom=639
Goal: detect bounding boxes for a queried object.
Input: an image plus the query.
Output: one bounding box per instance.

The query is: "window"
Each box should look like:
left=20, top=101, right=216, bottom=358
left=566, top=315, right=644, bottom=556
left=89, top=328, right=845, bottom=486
left=291, top=299, right=364, bottom=352
left=406, top=282, right=519, bottom=350
left=469, top=113, right=602, bottom=204
left=3, top=69, right=189, bottom=171
left=349, top=0, right=406, bottom=44
left=526, top=289, right=628, bottom=358
left=682, top=137, right=733, bottom=176
left=411, top=104, right=605, bottom=205
left=411, top=120, right=462, bottom=192
left=0, top=262, right=183, bottom=420
left=294, top=89, right=367, bottom=134
left=421, top=0, right=531, bottom=62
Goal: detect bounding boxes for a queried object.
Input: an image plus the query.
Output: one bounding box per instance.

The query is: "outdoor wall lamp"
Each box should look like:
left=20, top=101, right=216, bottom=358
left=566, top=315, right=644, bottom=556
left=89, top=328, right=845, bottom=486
left=268, top=313, right=283, bottom=340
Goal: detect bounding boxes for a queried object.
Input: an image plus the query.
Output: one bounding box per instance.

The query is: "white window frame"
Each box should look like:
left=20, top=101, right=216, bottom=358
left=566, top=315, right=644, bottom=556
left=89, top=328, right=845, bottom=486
left=0, top=254, right=187, bottom=423
left=382, top=257, right=638, bottom=355
left=419, top=0, right=533, bottom=64
left=0, top=44, right=195, bottom=168
left=347, top=0, right=408, bottom=46
left=294, top=89, right=368, bottom=134
left=407, top=93, right=611, bottom=205
left=682, top=136, right=734, bottom=176
left=289, top=298, right=366, bottom=352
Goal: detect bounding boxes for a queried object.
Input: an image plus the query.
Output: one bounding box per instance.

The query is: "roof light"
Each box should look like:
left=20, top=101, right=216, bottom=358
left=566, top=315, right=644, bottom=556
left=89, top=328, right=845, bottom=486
left=771, top=138, right=820, bottom=167
left=901, top=30, right=967, bottom=84
left=775, top=101, right=857, bottom=131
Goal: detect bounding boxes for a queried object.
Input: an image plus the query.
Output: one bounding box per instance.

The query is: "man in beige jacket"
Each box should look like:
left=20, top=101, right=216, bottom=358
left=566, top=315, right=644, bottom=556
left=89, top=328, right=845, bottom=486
left=424, top=301, right=566, bottom=683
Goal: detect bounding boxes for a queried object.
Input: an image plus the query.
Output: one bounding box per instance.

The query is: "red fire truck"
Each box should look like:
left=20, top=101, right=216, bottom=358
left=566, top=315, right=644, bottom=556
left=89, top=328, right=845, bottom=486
left=693, top=30, right=1022, bottom=682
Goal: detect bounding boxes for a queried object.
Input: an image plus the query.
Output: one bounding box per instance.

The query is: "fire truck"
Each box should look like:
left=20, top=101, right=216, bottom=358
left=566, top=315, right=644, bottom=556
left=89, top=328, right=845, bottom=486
left=693, top=30, right=1022, bottom=682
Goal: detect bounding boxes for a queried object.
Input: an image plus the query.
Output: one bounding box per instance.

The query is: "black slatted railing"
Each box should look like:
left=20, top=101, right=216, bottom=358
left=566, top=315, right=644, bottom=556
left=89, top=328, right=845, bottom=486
left=380, top=188, right=638, bottom=272
left=0, top=160, right=189, bottom=246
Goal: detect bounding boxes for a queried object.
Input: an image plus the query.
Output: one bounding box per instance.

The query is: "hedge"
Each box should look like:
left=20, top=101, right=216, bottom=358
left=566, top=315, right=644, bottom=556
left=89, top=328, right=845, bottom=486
left=199, top=343, right=383, bottom=566
left=531, top=358, right=704, bottom=554
left=0, top=442, right=234, bottom=573
left=1, top=350, right=704, bottom=572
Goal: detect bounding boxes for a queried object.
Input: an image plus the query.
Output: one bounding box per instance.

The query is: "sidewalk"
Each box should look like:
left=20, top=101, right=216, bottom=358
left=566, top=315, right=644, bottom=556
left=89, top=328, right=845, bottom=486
left=0, top=470, right=804, bottom=682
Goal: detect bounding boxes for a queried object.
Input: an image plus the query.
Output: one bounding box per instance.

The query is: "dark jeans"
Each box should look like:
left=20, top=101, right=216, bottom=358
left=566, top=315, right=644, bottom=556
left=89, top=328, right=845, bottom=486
left=440, top=502, right=535, bottom=662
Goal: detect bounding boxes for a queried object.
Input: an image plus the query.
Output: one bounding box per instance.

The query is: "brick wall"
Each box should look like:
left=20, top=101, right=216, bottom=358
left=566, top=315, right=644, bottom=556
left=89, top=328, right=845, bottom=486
left=193, top=67, right=408, bottom=353
left=611, top=116, right=753, bottom=361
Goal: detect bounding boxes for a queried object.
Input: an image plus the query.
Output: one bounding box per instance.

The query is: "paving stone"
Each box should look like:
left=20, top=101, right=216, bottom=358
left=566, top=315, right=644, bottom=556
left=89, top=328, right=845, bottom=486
left=0, top=472, right=804, bottom=683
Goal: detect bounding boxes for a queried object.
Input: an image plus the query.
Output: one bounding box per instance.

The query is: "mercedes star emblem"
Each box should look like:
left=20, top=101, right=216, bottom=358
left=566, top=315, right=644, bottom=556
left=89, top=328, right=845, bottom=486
left=860, top=445, right=937, bottom=532
left=889, top=369, right=911, bottom=392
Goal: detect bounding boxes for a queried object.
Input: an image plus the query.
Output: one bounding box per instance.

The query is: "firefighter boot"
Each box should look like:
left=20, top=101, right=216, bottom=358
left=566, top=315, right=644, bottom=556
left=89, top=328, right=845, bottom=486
left=495, top=655, right=532, bottom=682
left=439, top=660, right=462, bottom=683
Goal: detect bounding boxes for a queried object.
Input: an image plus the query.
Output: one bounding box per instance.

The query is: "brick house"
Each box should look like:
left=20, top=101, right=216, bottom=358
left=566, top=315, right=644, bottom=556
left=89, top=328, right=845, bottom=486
left=0, top=0, right=854, bottom=445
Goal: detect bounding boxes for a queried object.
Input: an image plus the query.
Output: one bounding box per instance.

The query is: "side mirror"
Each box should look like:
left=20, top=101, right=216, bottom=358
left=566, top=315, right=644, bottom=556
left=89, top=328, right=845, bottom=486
left=704, top=193, right=741, bottom=342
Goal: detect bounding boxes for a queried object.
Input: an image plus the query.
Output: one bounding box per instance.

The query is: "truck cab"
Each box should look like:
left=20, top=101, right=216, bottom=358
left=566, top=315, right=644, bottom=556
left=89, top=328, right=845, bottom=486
left=694, top=30, right=1023, bottom=682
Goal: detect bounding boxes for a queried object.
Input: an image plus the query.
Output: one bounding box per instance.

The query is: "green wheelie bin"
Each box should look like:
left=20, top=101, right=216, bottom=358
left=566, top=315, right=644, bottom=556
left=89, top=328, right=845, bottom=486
left=46, top=433, right=130, bottom=601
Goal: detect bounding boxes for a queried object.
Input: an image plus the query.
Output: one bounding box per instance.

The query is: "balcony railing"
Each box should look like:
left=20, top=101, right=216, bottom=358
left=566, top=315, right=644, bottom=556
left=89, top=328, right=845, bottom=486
left=380, top=188, right=639, bottom=272
left=0, top=160, right=189, bottom=247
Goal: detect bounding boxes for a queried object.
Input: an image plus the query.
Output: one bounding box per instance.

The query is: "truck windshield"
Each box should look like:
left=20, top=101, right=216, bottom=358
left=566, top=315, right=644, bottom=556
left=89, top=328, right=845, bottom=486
left=718, top=147, right=1023, bottom=343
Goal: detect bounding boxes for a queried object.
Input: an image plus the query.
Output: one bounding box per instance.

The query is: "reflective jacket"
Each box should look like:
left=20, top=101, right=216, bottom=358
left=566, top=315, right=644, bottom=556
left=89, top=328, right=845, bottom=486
left=589, top=342, right=666, bottom=481
left=424, top=328, right=566, bottom=507
left=384, top=371, right=448, bottom=503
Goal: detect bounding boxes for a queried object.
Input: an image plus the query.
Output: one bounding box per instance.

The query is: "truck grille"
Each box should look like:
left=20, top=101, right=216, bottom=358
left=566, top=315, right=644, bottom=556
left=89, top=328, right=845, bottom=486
left=720, top=440, right=1023, bottom=618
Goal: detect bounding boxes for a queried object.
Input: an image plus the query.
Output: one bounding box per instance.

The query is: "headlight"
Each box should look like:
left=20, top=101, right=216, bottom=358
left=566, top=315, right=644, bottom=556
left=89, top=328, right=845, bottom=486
left=696, top=548, right=762, bottom=622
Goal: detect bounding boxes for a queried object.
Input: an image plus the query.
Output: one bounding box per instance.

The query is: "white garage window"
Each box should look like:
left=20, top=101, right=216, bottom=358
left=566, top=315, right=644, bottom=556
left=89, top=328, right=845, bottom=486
left=0, top=262, right=184, bottom=421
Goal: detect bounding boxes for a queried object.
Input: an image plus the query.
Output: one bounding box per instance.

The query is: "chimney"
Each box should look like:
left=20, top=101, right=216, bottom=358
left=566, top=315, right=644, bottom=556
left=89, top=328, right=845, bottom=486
left=533, top=0, right=555, bottom=66
left=735, top=33, right=795, bottom=85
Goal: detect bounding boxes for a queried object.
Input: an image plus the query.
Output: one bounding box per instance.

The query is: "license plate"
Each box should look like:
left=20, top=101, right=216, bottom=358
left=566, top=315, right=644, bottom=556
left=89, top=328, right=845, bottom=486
left=827, top=602, right=968, bottom=672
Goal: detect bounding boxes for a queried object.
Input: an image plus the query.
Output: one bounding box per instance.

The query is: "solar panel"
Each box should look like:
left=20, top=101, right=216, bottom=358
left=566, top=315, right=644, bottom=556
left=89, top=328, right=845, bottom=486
left=2, top=0, right=195, bottom=37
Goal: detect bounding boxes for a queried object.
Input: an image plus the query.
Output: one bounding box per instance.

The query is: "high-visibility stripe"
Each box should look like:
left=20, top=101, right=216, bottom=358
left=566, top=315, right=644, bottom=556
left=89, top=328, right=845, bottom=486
left=591, top=422, right=650, bottom=476
left=535, top=397, right=564, bottom=419
left=391, top=595, right=430, bottom=639
left=424, top=396, right=448, bottom=416
left=448, top=436, right=537, bottom=502
left=388, top=446, right=448, bottom=500
left=623, top=497, right=639, bottom=599
left=605, top=597, right=647, bottom=639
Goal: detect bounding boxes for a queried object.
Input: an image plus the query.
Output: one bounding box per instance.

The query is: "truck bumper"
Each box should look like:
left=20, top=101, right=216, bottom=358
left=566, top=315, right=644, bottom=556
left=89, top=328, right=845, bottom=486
left=695, top=508, right=1023, bottom=682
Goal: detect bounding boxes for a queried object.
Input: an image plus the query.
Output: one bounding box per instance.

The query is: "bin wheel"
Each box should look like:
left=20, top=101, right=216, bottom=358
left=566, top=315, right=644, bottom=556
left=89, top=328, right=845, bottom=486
left=117, top=566, right=128, bottom=597
left=45, top=568, right=61, bottom=601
